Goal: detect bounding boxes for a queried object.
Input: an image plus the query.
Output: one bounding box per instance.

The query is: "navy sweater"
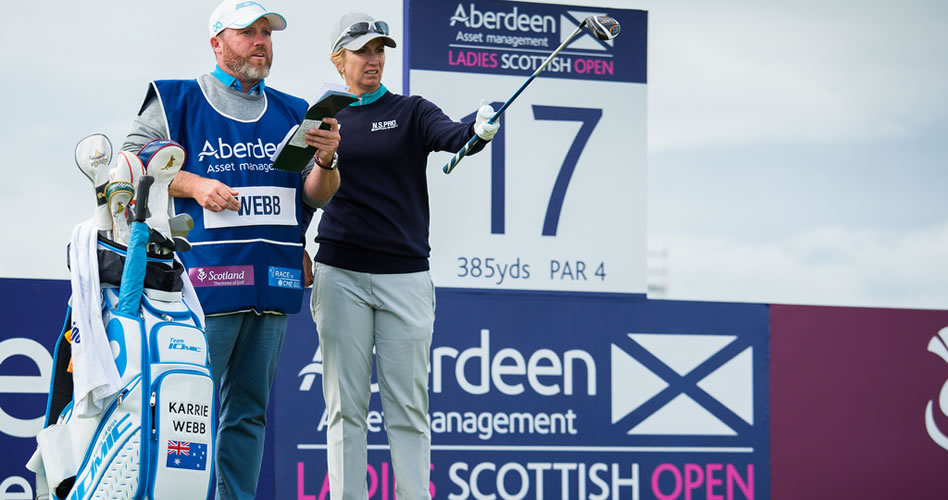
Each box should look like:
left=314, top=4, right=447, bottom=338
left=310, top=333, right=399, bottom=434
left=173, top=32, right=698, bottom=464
left=314, top=91, right=487, bottom=273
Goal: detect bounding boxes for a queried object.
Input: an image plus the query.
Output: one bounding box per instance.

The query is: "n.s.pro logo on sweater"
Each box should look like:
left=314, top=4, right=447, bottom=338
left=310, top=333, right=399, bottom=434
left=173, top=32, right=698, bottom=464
left=371, top=119, right=398, bottom=132
left=203, top=186, right=297, bottom=229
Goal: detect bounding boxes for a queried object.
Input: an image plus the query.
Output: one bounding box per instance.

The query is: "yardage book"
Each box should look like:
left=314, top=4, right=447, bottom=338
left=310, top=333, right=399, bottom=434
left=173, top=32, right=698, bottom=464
left=272, top=85, right=357, bottom=172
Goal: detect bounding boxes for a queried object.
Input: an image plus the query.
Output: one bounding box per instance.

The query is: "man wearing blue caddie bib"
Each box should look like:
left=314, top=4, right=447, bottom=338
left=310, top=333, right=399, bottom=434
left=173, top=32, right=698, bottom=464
left=121, top=1, right=341, bottom=498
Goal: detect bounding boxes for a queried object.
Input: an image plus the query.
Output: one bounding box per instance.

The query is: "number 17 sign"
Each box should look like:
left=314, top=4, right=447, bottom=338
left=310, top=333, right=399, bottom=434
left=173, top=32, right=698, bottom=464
left=407, top=0, right=648, bottom=295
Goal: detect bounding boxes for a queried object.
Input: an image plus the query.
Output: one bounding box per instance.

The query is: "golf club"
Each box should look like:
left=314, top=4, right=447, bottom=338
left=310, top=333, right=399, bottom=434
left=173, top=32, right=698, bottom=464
left=138, top=140, right=185, bottom=239
left=169, top=213, right=194, bottom=239
left=106, top=181, right=135, bottom=245
left=173, top=236, right=192, bottom=253
left=108, top=151, right=146, bottom=245
left=111, top=150, right=146, bottom=186
left=114, top=151, right=148, bottom=235
left=442, top=15, right=621, bottom=174
left=74, top=133, right=114, bottom=233
left=116, top=175, right=153, bottom=314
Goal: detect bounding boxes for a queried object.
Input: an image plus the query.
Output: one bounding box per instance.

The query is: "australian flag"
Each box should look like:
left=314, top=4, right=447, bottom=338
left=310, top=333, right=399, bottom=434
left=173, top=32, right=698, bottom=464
left=166, top=440, right=208, bottom=471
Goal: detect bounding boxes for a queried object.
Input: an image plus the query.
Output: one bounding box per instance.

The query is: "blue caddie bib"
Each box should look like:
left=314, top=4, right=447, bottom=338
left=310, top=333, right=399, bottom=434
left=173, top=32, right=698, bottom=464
left=151, top=79, right=308, bottom=315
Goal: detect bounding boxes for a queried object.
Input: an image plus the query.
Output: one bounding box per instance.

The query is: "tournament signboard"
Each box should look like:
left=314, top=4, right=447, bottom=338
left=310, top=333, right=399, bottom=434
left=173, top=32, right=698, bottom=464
left=406, top=0, right=648, bottom=295
left=276, top=290, right=771, bottom=499
left=770, top=305, right=948, bottom=499
left=0, top=279, right=69, bottom=500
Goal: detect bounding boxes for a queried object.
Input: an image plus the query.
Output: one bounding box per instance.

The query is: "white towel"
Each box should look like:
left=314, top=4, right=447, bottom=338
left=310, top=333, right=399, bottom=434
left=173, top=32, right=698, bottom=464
left=67, top=220, right=121, bottom=416
left=177, top=254, right=205, bottom=327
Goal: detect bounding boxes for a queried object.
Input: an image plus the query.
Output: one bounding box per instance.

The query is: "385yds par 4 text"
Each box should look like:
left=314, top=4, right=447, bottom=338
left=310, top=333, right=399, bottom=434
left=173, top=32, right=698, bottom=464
left=456, top=257, right=605, bottom=285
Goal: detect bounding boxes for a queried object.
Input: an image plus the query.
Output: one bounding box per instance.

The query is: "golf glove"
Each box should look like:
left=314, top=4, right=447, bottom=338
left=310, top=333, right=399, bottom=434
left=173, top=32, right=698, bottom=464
left=474, top=102, right=499, bottom=141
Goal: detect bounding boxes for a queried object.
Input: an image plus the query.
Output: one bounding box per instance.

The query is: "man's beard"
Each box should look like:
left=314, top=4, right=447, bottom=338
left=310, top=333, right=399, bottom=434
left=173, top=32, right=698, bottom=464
left=221, top=42, right=272, bottom=82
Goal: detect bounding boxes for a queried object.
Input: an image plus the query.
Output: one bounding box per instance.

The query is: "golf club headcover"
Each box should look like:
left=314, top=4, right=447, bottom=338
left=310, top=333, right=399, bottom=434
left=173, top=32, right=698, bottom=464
left=474, top=101, right=499, bottom=141
left=105, top=181, right=134, bottom=245
left=111, top=150, right=146, bottom=186
left=110, top=152, right=146, bottom=245
left=74, top=134, right=114, bottom=233
left=114, top=151, right=148, bottom=226
left=137, top=140, right=186, bottom=239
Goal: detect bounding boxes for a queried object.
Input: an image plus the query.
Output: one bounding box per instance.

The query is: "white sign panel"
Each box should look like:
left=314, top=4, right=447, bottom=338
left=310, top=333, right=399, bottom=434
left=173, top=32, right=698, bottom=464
left=407, top=0, right=648, bottom=294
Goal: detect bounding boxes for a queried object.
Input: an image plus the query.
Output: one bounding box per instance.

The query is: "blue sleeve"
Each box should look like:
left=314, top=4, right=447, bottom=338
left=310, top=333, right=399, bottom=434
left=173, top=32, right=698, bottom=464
left=415, top=97, right=488, bottom=155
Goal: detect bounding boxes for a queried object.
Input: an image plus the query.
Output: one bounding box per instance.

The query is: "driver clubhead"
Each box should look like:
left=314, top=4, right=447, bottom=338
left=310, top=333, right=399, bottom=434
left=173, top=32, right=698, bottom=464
left=586, top=15, right=620, bottom=41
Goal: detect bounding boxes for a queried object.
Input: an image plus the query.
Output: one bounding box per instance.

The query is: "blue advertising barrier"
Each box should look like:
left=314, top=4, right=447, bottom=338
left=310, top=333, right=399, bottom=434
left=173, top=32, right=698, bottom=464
left=0, top=278, right=70, bottom=499
left=277, top=289, right=770, bottom=499
left=1, top=279, right=769, bottom=499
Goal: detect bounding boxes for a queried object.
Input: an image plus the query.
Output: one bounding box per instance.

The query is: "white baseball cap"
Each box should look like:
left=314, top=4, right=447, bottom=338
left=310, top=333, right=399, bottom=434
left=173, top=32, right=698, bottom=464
left=330, top=13, right=396, bottom=53
left=209, top=0, right=287, bottom=37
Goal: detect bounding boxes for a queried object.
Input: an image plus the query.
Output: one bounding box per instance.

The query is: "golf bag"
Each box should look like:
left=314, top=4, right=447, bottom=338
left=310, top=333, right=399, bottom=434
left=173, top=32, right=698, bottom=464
left=29, top=173, right=215, bottom=499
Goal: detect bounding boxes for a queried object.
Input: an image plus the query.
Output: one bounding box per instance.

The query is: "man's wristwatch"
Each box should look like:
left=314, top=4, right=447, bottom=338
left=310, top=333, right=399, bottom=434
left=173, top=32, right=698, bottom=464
left=315, top=152, right=338, bottom=171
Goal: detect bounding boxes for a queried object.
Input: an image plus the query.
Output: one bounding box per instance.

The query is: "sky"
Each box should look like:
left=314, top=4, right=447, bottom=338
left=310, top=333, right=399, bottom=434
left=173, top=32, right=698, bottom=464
left=1, top=0, right=945, bottom=310
left=643, top=0, right=948, bottom=308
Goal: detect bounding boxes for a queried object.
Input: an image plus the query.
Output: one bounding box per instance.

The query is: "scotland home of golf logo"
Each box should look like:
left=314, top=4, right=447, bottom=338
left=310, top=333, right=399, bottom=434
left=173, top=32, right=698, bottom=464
left=188, top=265, right=254, bottom=287
left=294, top=327, right=762, bottom=498
left=409, top=0, right=646, bottom=83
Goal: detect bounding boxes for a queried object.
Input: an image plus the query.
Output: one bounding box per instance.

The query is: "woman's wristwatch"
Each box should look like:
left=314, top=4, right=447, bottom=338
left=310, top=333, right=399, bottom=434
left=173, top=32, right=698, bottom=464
left=315, top=152, right=338, bottom=171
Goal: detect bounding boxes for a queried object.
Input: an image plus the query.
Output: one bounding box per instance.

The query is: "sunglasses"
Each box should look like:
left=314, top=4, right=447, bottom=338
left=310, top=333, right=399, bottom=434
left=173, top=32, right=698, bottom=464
left=332, top=21, right=390, bottom=52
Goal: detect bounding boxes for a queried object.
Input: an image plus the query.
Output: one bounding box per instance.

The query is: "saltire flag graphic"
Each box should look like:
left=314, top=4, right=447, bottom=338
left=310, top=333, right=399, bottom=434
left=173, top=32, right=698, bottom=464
left=166, top=440, right=208, bottom=470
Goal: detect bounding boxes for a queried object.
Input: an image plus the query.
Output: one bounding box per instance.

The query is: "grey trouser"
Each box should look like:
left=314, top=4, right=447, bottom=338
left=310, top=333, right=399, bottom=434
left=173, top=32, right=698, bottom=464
left=311, top=262, right=435, bottom=500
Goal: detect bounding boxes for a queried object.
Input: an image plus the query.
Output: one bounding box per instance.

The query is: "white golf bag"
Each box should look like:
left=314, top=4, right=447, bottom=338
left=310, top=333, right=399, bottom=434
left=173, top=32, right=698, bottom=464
left=29, top=168, right=215, bottom=499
